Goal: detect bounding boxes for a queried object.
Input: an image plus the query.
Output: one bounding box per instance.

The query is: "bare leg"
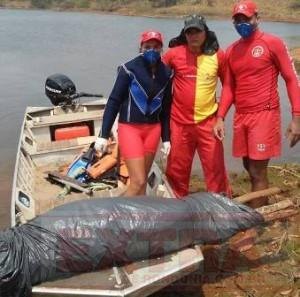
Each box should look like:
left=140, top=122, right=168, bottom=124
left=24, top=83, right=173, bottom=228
left=242, top=157, right=249, bottom=172
left=243, top=157, right=270, bottom=208
left=231, top=158, right=270, bottom=252
left=124, top=158, right=147, bottom=196
left=145, top=153, right=156, bottom=176
left=140, top=153, right=156, bottom=194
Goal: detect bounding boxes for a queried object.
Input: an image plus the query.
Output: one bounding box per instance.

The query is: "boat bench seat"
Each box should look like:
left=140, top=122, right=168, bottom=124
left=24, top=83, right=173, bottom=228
left=37, top=136, right=96, bottom=152
left=30, top=110, right=104, bottom=128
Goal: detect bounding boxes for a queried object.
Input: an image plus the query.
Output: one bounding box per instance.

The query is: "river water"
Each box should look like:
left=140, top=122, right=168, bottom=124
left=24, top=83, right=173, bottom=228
left=0, top=9, right=299, bottom=228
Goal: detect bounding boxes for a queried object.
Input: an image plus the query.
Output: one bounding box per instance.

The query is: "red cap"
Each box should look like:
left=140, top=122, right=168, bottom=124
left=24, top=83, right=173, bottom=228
left=140, top=30, right=163, bottom=46
left=232, top=0, right=258, bottom=17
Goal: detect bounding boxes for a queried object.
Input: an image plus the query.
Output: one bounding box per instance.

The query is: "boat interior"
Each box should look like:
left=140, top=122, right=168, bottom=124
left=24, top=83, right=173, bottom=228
left=12, top=100, right=173, bottom=226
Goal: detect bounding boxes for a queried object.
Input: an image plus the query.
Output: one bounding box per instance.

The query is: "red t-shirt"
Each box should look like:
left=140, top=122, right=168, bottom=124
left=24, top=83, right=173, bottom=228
left=218, top=30, right=300, bottom=118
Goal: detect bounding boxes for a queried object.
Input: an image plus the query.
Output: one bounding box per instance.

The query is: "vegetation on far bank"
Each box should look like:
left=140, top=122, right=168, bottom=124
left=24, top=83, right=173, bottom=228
left=1, top=0, right=300, bottom=23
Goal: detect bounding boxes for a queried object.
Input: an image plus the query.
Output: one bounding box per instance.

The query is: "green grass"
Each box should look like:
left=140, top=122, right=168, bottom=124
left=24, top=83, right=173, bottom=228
left=283, top=240, right=300, bottom=261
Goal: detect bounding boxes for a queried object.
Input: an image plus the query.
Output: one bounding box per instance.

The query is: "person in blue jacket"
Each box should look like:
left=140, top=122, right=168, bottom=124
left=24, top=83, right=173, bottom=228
left=95, top=30, right=173, bottom=196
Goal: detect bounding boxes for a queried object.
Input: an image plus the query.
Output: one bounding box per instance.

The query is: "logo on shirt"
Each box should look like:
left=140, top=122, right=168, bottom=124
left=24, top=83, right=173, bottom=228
left=257, top=143, right=266, bottom=152
left=252, top=46, right=264, bottom=58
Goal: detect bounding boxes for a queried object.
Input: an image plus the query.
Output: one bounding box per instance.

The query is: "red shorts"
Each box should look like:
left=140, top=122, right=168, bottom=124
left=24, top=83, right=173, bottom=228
left=118, top=123, right=161, bottom=159
left=233, top=109, right=281, bottom=160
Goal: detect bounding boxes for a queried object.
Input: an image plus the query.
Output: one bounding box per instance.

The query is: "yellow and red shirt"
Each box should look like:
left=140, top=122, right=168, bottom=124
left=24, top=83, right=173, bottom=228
left=163, top=45, right=225, bottom=124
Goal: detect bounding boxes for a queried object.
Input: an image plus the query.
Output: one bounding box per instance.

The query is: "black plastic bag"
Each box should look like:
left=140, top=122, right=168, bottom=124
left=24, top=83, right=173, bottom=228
left=0, top=193, right=263, bottom=297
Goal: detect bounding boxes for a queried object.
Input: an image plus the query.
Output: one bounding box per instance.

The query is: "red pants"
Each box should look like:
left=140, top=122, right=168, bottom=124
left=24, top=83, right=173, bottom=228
left=166, top=116, right=231, bottom=198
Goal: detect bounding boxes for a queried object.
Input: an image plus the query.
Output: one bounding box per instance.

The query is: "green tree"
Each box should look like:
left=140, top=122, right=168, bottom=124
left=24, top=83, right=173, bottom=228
left=149, top=0, right=177, bottom=8
left=290, top=0, right=300, bottom=9
left=76, top=0, right=90, bottom=8
left=31, top=0, right=53, bottom=9
left=57, top=0, right=75, bottom=9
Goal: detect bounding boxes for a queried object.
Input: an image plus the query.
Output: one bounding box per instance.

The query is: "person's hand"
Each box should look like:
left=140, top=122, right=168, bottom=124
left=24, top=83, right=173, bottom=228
left=285, top=116, right=300, bottom=147
left=161, top=141, right=171, bottom=157
left=94, top=137, right=108, bottom=153
left=213, top=117, right=225, bottom=141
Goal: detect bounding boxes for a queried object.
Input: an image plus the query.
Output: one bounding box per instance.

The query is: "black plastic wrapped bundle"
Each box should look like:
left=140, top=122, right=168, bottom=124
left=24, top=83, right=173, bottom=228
left=0, top=193, right=263, bottom=297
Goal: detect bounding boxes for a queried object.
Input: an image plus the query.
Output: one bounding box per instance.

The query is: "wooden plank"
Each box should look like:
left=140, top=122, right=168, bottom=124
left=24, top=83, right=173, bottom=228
left=234, top=187, right=281, bottom=204
left=31, top=110, right=104, bottom=127
left=37, top=136, right=96, bottom=152
left=255, top=199, right=298, bottom=222
left=256, top=199, right=294, bottom=215
left=47, top=171, right=92, bottom=195
left=123, top=244, right=203, bottom=297
left=32, top=245, right=204, bottom=296
left=262, top=209, right=299, bottom=222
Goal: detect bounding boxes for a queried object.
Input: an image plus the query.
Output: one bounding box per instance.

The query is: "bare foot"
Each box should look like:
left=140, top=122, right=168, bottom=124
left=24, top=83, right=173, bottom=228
left=229, top=228, right=257, bottom=252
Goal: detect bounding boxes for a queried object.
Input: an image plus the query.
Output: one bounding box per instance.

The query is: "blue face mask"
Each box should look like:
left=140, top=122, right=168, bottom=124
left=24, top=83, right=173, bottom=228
left=234, top=22, right=255, bottom=38
left=142, top=49, right=161, bottom=65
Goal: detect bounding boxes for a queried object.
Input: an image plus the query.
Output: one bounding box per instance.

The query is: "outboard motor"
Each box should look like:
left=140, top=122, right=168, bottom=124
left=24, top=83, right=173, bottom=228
left=45, top=74, right=102, bottom=106
left=45, top=74, right=77, bottom=106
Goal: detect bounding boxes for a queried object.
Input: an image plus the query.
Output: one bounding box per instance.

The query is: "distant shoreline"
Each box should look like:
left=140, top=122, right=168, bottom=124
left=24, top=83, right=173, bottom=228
left=2, top=9, right=300, bottom=24
left=1, top=1, right=300, bottom=24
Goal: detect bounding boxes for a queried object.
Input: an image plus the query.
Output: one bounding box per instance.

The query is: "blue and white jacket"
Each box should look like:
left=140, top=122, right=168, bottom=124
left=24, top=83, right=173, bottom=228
left=100, top=55, right=173, bottom=142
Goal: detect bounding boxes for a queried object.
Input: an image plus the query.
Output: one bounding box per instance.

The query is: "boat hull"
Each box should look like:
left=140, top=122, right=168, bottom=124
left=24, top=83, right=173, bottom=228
left=11, top=100, right=203, bottom=297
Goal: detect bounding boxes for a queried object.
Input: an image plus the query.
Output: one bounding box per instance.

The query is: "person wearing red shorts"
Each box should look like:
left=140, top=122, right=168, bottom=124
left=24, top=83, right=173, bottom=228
left=94, top=30, right=173, bottom=196
left=163, top=15, right=231, bottom=198
left=213, top=0, right=300, bottom=208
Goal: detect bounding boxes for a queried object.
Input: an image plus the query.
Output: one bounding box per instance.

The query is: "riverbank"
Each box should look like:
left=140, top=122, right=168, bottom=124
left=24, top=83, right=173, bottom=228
left=1, top=0, right=300, bottom=23
left=291, top=48, right=300, bottom=73
left=163, top=163, right=300, bottom=297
